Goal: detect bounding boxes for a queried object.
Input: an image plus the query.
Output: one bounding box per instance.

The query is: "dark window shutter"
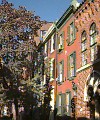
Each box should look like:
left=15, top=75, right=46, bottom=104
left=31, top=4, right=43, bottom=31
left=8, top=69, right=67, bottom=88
left=53, top=59, right=55, bottom=79
left=56, top=95, right=59, bottom=108
left=62, top=32, right=64, bottom=48
left=61, top=93, right=66, bottom=115
left=48, top=39, right=50, bottom=49
left=62, top=60, right=64, bottom=82
left=73, top=21, right=76, bottom=40
left=53, top=34, right=56, bottom=50
left=67, top=26, right=70, bottom=44
left=66, top=91, right=72, bottom=116
left=67, top=56, right=70, bottom=79
left=73, top=52, right=76, bottom=76
left=69, top=91, right=72, bottom=116
left=50, top=39, right=51, bottom=52
left=47, top=42, right=48, bottom=56
left=57, top=63, right=60, bottom=83
left=57, top=36, right=60, bottom=50
left=56, top=62, right=58, bottom=79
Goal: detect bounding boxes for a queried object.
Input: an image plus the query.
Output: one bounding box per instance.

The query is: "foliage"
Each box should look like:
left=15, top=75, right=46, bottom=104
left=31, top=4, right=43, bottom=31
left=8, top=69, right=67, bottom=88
left=0, top=2, right=47, bottom=120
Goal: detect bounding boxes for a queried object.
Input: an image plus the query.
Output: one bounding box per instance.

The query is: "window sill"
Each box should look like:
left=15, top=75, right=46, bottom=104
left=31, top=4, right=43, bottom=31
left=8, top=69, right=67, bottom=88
left=77, top=58, right=100, bottom=73
left=90, top=42, right=97, bottom=47
left=68, top=76, right=76, bottom=80
left=44, top=56, right=48, bottom=60
left=82, top=63, right=87, bottom=67
left=50, top=49, right=54, bottom=54
left=58, top=48, right=63, bottom=54
left=50, top=78, right=54, bottom=82
left=57, top=81, right=64, bottom=85
left=81, top=48, right=87, bottom=53
left=67, top=40, right=74, bottom=46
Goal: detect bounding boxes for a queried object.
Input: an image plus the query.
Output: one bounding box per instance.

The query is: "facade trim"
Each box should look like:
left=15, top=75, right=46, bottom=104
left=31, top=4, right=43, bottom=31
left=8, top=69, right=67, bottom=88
left=77, top=59, right=100, bottom=73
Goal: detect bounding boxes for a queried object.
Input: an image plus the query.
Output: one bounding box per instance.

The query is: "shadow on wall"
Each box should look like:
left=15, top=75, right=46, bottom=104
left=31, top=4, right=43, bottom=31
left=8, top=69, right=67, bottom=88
left=86, top=44, right=100, bottom=120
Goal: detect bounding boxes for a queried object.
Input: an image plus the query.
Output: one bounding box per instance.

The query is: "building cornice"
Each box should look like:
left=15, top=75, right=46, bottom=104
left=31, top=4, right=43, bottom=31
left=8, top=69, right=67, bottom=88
left=56, top=6, right=74, bottom=29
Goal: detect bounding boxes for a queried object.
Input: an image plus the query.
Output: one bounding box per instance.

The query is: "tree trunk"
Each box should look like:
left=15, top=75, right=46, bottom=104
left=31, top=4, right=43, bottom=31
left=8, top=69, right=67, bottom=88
left=14, top=99, right=19, bottom=120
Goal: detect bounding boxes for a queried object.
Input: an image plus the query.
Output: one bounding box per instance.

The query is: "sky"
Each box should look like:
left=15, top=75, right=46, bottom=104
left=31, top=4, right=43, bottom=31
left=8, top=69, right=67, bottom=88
left=6, top=0, right=83, bottom=22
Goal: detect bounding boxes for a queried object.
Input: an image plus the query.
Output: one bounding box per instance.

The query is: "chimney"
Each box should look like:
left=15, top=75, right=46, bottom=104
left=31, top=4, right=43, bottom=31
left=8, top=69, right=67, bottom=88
left=71, top=0, right=80, bottom=9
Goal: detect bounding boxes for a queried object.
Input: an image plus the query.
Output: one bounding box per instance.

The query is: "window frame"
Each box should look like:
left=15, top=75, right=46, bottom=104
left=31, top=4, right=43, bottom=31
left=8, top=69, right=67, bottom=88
left=58, top=93, right=62, bottom=115
left=58, top=32, right=64, bottom=52
left=90, top=23, right=97, bottom=61
left=67, top=21, right=76, bottom=46
left=81, top=31, right=87, bottom=66
left=65, top=90, right=71, bottom=116
left=58, top=60, right=64, bottom=83
left=44, top=42, right=48, bottom=57
left=40, top=30, right=47, bottom=40
left=50, top=58, right=55, bottom=81
left=68, top=52, right=76, bottom=80
left=50, top=33, right=56, bottom=53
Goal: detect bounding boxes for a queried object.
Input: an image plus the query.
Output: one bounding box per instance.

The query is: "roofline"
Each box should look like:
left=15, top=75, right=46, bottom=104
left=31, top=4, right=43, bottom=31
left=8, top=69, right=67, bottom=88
left=43, top=23, right=56, bottom=41
left=56, top=6, right=74, bottom=28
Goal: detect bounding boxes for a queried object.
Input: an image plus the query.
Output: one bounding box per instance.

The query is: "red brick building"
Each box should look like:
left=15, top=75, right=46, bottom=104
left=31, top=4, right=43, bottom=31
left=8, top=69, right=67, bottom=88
left=43, top=0, right=100, bottom=119
left=43, top=0, right=80, bottom=117
left=75, top=0, right=100, bottom=119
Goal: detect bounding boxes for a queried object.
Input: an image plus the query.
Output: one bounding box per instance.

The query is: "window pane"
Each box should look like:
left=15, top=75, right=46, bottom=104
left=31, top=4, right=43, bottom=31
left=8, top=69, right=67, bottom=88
left=59, top=62, right=63, bottom=82
left=50, top=59, right=55, bottom=79
left=90, top=33, right=96, bottom=45
left=90, top=23, right=96, bottom=35
left=66, top=93, right=70, bottom=112
left=81, top=31, right=87, bottom=66
left=90, top=23, right=96, bottom=45
left=60, top=34, right=63, bottom=45
left=82, top=52, right=87, bottom=66
left=59, top=95, right=61, bottom=106
left=91, top=45, right=97, bottom=61
left=69, top=53, right=75, bottom=77
left=82, top=41, right=86, bottom=51
left=70, top=22, right=74, bottom=42
left=90, top=23, right=97, bottom=61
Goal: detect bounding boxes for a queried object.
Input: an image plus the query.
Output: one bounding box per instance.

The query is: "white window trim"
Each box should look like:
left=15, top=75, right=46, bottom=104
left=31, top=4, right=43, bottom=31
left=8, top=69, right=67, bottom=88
left=50, top=58, right=54, bottom=81
left=44, top=43, right=48, bottom=58
left=50, top=34, right=55, bottom=53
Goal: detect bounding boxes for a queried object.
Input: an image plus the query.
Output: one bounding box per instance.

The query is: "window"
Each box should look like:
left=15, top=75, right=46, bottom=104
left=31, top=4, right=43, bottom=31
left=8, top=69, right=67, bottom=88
left=68, top=52, right=76, bottom=79
left=58, top=32, right=64, bottom=52
left=50, top=59, right=55, bottom=80
left=91, top=45, right=97, bottom=61
left=40, top=30, right=47, bottom=40
left=90, top=23, right=97, bottom=61
left=70, top=22, right=74, bottom=42
left=43, top=75, right=46, bottom=85
left=58, top=94, right=62, bottom=115
left=58, top=61, right=64, bottom=83
left=50, top=86, right=55, bottom=110
left=44, top=42, right=48, bottom=57
left=50, top=34, right=56, bottom=53
left=67, top=21, right=76, bottom=45
left=81, top=31, right=87, bottom=66
left=66, top=91, right=71, bottom=115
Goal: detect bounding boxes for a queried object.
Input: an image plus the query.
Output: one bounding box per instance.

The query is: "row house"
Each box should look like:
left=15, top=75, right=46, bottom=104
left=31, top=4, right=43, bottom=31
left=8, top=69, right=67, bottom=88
left=75, top=0, right=100, bottom=119
left=42, top=0, right=100, bottom=119
left=43, top=0, right=80, bottom=117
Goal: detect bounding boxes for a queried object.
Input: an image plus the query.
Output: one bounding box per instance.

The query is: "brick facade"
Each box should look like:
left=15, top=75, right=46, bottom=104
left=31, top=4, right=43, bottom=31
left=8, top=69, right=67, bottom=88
left=75, top=0, right=100, bottom=119
left=42, top=0, right=100, bottom=119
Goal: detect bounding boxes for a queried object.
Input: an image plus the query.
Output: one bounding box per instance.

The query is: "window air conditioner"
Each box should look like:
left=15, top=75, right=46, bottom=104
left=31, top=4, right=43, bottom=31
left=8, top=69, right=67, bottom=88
left=59, top=44, right=63, bottom=50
